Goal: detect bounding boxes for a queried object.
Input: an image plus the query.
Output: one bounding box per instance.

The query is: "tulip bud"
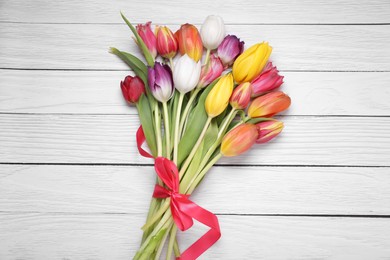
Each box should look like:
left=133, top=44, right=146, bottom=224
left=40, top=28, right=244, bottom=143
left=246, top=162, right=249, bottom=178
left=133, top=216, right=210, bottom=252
left=251, top=62, right=284, bottom=97
left=200, top=15, right=226, bottom=50
left=156, top=26, right=178, bottom=59
left=255, top=120, right=284, bottom=144
left=120, top=75, right=145, bottom=104
left=248, top=91, right=291, bottom=118
left=205, top=73, right=234, bottom=118
left=197, top=55, right=224, bottom=88
left=174, top=24, right=203, bottom=62
left=233, top=42, right=272, bottom=83
left=221, top=124, right=258, bottom=157
left=217, top=35, right=244, bottom=68
left=230, top=82, right=252, bottom=110
left=136, top=22, right=157, bottom=59
left=173, top=54, right=201, bottom=94
left=148, top=62, right=174, bottom=102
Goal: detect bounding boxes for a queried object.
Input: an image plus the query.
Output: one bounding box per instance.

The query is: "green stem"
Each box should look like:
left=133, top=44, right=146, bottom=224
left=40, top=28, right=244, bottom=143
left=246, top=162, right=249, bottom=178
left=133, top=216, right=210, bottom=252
left=179, top=88, right=201, bottom=134
left=154, top=222, right=173, bottom=260
left=204, top=48, right=211, bottom=65
left=186, top=153, right=223, bottom=194
left=162, top=102, right=171, bottom=159
left=173, top=93, right=184, bottom=164
left=142, top=199, right=170, bottom=231
left=166, top=225, right=178, bottom=260
left=169, top=57, right=174, bottom=69
left=174, top=239, right=180, bottom=257
left=154, top=102, right=162, bottom=156
left=141, top=192, right=159, bottom=243
left=179, top=117, right=212, bottom=179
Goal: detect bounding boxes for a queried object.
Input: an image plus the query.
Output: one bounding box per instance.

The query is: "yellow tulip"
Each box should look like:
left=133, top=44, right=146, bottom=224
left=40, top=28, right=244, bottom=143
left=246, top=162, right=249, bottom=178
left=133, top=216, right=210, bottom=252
left=205, top=73, right=234, bottom=118
left=232, top=42, right=272, bottom=83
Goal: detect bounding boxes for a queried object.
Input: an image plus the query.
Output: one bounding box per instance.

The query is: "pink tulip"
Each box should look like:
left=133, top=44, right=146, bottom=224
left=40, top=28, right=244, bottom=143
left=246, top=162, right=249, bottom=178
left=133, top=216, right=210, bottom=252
left=251, top=62, right=284, bottom=97
left=197, top=55, right=224, bottom=88
left=255, top=120, right=284, bottom=144
left=136, top=22, right=157, bottom=58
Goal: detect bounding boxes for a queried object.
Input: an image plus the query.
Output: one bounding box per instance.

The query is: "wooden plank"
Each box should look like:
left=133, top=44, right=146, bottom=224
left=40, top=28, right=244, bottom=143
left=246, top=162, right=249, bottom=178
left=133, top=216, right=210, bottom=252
left=1, top=213, right=390, bottom=259
left=1, top=70, right=390, bottom=116
left=0, top=114, right=389, bottom=166
left=1, top=165, right=389, bottom=215
left=0, top=0, right=389, bottom=24
left=1, top=24, right=389, bottom=71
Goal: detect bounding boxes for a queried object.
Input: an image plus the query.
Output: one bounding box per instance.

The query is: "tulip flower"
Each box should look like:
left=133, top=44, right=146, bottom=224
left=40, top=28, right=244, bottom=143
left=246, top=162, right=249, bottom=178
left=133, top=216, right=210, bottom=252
left=174, top=24, right=203, bottom=62
left=173, top=54, right=201, bottom=94
left=221, top=123, right=258, bottom=157
left=148, top=62, right=174, bottom=102
left=230, top=82, right=252, bottom=110
left=233, top=42, right=272, bottom=83
left=156, top=26, right=178, bottom=59
left=248, top=91, right=291, bottom=118
left=251, top=62, right=284, bottom=97
left=205, top=73, right=234, bottom=118
left=217, top=35, right=244, bottom=68
left=136, top=22, right=157, bottom=59
left=120, top=75, right=145, bottom=104
left=200, top=15, right=225, bottom=50
left=256, top=120, right=284, bottom=144
left=197, top=55, right=224, bottom=88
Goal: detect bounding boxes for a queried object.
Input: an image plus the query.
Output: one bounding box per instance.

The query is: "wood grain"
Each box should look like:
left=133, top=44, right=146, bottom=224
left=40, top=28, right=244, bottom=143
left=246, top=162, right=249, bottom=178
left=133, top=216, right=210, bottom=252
left=1, top=70, right=390, bottom=115
left=0, top=114, right=389, bottom=166
left=1, top=24, right=390, bottom=71
left=1, top=0, right=389, bottom=24
left=1, top=165, right=389, bottom=215
left=1, top=213, right=390, bottom=259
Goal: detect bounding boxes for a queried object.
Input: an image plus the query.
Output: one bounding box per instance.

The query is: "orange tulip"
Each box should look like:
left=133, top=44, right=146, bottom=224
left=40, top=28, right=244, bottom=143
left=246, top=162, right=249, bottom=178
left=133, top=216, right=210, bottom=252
left=174, top=24, right=203, bottom=62
left=221, top=124, right=258, bottom=157
left=248, top=91, right=291, bottom=118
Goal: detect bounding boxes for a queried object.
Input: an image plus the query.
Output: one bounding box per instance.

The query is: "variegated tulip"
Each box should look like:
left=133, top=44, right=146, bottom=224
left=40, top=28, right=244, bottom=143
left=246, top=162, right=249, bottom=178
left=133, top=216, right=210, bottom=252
left=205, top=73, right=234, bottom=118
left=232, top=42, right=272, bottom=83
left=221, top=123, right=258, bottom=157
left=147, top=62, right=174, bottom=102
left=256, top=120, right=284, bottom=144
left=200, top=15, right=225, bottom=50
left=120, top=75, right=145, bottom=104
left=136, top=22, right=157, bottom=58
left=156, top=26, right=178, bottom=59
left=197, top=55, right=224, bottom=88
left=248, top=91, right=291, bottom=118
left=174, top=24, right=203, bottom=62
left=251, top=62, right=284, bottom=97
left=173, top=54, right=201, bottom=94
left=217, top=35, right=244, bottom=68
left=230, top=82, right=252, bottom=110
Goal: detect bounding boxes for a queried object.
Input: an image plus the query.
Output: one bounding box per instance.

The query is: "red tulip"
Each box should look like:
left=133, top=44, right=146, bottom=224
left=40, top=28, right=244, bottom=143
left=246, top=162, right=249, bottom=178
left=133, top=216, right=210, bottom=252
left=120, top=75, right=145, bottom=104
left=156, top=26, right=178, bottom=59
left=248, top=91, right=291, bottom=118
left=255, top=120, right=284, bottom=144
left=251, top=62, right=284, bottom=97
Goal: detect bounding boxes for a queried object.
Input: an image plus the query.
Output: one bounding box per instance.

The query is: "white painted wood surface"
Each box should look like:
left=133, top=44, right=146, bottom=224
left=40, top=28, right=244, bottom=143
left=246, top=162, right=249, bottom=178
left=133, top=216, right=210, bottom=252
left=1, top=0, right=390, bottom=259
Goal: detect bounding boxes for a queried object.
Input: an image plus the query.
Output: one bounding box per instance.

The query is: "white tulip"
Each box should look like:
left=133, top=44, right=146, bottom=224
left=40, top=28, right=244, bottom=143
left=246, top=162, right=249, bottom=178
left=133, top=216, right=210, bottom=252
left=200, top=15, right=226, bottom=50
left=173, top=54, right=202, bottom=93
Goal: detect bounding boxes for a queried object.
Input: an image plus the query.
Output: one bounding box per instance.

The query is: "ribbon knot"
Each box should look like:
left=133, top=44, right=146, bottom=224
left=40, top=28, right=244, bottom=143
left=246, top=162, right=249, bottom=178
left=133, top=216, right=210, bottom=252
left=153, top=157, right=221, bottom=260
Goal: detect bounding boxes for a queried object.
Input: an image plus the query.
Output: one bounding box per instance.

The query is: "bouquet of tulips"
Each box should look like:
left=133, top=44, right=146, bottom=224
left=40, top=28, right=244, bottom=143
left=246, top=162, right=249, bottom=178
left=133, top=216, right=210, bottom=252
left=111, top=13, right=291, bottom=260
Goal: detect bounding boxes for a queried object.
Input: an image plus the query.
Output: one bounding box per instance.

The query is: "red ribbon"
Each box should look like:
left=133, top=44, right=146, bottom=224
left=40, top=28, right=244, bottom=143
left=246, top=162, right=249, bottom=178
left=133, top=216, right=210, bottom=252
left=136, top=126, right=154, bottom=158
left=153, top=157, right=221, bottom=260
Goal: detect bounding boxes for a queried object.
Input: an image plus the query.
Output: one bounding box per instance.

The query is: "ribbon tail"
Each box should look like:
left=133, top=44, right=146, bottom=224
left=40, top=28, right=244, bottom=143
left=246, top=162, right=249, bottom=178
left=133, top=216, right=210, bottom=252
left=176, top=199, right=221, bottom=260
left=136, top=125, right=154, bottom=158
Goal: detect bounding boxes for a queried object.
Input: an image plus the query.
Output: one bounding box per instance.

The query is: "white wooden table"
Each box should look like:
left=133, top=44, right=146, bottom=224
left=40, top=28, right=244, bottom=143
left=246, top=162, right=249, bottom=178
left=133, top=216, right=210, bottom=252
left=1, top=1, right=390, bottom=259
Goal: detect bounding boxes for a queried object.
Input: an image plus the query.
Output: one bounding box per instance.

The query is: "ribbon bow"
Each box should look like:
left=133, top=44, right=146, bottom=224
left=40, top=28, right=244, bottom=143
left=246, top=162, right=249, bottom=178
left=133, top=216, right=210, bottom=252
left=153, top=157, right=221, bottom=260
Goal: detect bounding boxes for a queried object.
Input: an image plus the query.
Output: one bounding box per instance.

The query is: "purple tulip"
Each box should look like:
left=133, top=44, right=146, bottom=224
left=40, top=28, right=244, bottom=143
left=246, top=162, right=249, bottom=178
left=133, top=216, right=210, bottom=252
left=148, top=62, right=174, bottom=102
left=217, top=35, right=244, bottom=68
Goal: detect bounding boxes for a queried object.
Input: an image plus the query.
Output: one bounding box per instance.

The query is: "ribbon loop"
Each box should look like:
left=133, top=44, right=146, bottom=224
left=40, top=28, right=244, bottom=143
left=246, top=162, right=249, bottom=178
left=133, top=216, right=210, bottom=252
left=153, top=157, right=221, bottom=260
left=136, top=125, right=154, bottom=158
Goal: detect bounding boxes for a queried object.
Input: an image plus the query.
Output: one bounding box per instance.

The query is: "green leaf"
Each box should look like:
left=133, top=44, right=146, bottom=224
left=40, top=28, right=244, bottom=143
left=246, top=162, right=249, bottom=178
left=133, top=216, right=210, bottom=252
left=109, top=47, right=148, bottom=84
left=177, top=80, right=218, bottom=166
left=202, top=120, right=219, bottom=158
left=246, top=117, right=275, bottom=124
left=136, top=94, right=157, bottom=157
left=120, top=12, right=155, bottom=67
